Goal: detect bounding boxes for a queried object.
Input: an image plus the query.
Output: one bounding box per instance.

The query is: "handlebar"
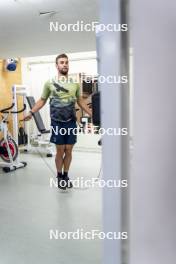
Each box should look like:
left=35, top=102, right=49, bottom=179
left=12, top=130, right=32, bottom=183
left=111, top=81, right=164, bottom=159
left=0, top=104, right=26, bottom=114
left=0, top=103, right=15, bottom=113
left=11, top=104, right=26, bottom=114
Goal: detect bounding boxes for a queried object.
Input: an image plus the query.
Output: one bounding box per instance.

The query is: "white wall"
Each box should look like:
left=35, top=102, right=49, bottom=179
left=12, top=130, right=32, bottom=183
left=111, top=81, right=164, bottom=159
left=130, top=0, right=176, bottom=264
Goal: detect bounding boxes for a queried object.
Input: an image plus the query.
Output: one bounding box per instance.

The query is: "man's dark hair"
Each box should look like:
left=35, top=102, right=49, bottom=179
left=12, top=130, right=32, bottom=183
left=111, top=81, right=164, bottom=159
left=55, top=54, right=68, bottom=64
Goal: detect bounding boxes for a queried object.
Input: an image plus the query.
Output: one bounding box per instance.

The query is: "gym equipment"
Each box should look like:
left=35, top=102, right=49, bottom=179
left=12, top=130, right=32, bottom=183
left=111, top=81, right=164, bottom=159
left=12, top=85, right=53, bottom=157
left=91, top=92, right=102, bottom=146
left=92, top=91, right=100, bottom=126
left=18, top=125, right=28, bottom=145
left=26, top=96, right=50, bottom=134
left=0, top=103, right=27, bottom=173
left=0, top=146, right=8, bottom=155
left=5, top=59, right=18, bottom=71
left=26, top=96, right=53, bottom=157
left=82, top=80, right=93, bottom=95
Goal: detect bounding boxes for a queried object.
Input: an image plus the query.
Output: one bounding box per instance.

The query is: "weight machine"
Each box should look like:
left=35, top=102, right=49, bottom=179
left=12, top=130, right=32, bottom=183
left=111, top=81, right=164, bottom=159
left=12, top=85, right=53, bottom=157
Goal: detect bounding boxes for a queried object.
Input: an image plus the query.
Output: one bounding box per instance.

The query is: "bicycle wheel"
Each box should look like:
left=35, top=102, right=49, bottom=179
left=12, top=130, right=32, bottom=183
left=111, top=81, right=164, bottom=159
left=0, top=138, right=18, bottom=163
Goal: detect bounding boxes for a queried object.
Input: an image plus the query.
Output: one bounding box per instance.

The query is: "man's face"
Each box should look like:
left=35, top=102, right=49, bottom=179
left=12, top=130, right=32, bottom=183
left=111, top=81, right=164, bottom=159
left=56, top=57, right=69, bottom=75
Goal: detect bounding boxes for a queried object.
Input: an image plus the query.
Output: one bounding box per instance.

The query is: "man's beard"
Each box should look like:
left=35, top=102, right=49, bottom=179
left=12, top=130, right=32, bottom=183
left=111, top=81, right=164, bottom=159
left=60, top=68, right=68, bottom=75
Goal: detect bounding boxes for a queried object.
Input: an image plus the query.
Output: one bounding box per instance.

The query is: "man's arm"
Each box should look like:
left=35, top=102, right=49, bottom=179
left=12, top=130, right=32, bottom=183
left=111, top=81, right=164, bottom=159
left=22, top=98, right=47, bottom=121
left=77, top=96, right=92, bottom=117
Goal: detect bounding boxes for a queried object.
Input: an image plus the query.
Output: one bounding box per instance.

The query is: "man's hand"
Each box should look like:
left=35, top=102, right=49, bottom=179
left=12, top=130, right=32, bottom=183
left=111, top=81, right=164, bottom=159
left=87, top=108, right=92, bottom=118
left=20, top=98, right=46, bottom=122
left=21, top=112, right=33, bottom=122
left=77, top=97, right=92, bottom=117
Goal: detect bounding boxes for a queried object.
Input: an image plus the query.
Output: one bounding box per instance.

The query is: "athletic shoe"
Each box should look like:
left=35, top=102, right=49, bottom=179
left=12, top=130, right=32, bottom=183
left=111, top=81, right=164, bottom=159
left=65, top=176, right=73, bottom=189
left=57, top=174, right=67, bottom=190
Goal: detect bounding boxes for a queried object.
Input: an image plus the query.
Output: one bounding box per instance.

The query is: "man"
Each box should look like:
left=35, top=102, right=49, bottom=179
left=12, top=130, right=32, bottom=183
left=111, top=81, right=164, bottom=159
left=23, top=54, right=92, bottom=190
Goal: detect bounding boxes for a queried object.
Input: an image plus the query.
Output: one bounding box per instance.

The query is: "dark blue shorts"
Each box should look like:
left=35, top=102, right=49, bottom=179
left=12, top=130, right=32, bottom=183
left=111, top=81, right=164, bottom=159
left=50, top=119, right=77, bottom=145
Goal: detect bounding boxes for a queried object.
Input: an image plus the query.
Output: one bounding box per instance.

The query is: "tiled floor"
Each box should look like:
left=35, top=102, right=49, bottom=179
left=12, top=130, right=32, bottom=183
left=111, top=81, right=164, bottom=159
left=0, top=150, right=102, bottom=264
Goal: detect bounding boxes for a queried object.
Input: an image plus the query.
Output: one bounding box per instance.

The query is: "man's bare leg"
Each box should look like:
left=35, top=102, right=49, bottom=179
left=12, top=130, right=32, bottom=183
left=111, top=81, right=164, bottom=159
left=63, top=144, right=74, bottom=188
left=63, top=144, right=74, bottom=172
left=55, top=145, right=68, bottom=190
left=55, top=145, right=65, bottom=173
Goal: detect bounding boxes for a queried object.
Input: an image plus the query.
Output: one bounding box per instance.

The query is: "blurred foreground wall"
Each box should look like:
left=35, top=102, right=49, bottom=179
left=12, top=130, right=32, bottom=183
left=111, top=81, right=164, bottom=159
left=130, top=1, right=176, bottom=263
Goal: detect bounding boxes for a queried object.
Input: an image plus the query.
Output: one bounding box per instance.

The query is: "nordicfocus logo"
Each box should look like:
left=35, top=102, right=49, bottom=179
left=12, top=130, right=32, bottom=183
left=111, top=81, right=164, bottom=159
left=49, top=229, right=128, bottom=240
left=49, top=21, right=128, bottom=32
left=50, top=178, right=128, bottom=189
left=49, top=75, right=128, bottom=84
left=50, top=127, right=128, bottom=137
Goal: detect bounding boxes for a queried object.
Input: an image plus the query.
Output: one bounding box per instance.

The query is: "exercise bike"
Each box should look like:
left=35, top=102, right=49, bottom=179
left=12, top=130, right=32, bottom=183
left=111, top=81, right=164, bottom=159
left=0, top=103, right=27, bottom=173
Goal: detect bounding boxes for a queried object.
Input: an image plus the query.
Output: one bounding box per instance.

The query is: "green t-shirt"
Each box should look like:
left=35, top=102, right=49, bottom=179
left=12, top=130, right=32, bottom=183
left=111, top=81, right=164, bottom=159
left=41, top=77, right=80, bottom=122
left=41, top=77, right=80, bottom=102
